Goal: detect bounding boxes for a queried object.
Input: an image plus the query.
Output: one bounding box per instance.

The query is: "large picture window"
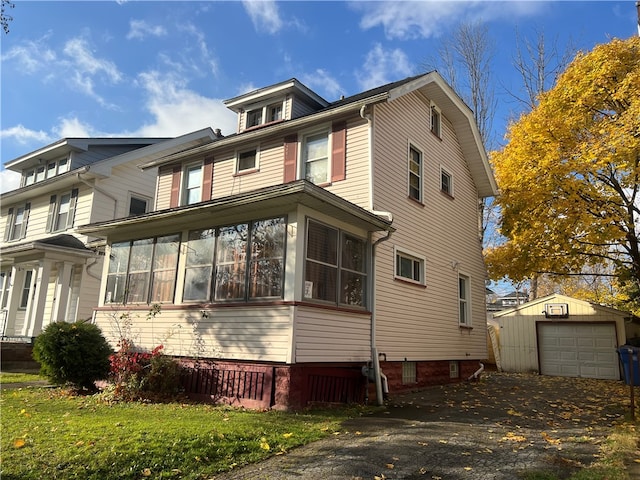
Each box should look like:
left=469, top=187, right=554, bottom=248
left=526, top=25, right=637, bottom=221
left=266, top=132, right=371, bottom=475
left=104, top=234, right=180, bottom=305
left=183, top=217, right=286, bottom=303
left=304, top=219, right=367, bottom=307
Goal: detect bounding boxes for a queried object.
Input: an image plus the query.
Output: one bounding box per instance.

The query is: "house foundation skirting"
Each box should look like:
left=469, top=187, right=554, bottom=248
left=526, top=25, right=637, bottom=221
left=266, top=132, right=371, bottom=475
left=177, top=358, right=482, bottom=410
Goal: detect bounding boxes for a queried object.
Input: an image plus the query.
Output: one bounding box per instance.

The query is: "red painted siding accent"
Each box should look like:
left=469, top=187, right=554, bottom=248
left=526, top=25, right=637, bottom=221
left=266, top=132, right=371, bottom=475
left=202, top=156, right=214, bottom=201
left=283, top=134, right=298, bottom=183
left=170, top=165, right=181, bottom=207
left=331, top=121, right=346, bottom=182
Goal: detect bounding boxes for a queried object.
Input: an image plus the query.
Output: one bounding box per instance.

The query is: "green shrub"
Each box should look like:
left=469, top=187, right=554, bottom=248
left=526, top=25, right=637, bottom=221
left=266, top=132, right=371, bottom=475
left=33, top=321, right=112, bottom=391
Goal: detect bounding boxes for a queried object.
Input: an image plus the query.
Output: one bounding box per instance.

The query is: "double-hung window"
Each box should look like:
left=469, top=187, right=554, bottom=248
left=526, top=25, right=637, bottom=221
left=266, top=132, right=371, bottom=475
left=304, top=219, right=367, bottom=307
left=128, top=195, right=150, bottom=216
left=46, top=189, right=78, bottom=233
left=408, top=145, right=423, bottom=202
left=459, top=273, right=471, bottom=326
left=183, top=163, right=203, bottom=205
left=24, top=169, right=35, bottom=186
left=20, top=270, right=33, bottom=309
left=395, top=248, right=425, bottom=285
left=237, top=148, right=258, bottom=173
left=4, top=203, right=30, bottom=242
left=303, top=131, right=329, bottom=185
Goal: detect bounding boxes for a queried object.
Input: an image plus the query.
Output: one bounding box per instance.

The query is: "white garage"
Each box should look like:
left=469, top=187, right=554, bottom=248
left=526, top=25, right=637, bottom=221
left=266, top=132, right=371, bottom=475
left=492, top=294, right=640, bottom=380
left=537, top=322, right=619, bottom=380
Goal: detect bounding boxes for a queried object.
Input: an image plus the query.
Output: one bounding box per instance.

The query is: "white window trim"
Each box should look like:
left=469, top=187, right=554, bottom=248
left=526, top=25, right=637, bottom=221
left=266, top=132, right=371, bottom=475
left=458, top=272, right=472, bottom=327
left=299, top=126, right=332, bottom=185
left=440, top=165, right=454, bottom=197
left=235, top=146, right=260, bottom=174
left=431, top=102, right=442, bottom=137
left=408, top=142, right=423, bottom=202
left=245, top=99, right=285, bottom=129
left=393, top=246, right=426, bottom=285
left=181, top=161, right=204, bottom=206
left=128, top=192, right=152, bottom=215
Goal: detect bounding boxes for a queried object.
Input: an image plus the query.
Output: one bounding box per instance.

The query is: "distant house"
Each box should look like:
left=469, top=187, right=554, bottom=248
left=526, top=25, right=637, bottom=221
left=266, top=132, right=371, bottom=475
left=487, top=290, right=529, bottom=313
left=0, top=131, right=217, bottom=343
left=491, top=293, right=640, bottom=380
left=79, top=73, right=498, bottom=409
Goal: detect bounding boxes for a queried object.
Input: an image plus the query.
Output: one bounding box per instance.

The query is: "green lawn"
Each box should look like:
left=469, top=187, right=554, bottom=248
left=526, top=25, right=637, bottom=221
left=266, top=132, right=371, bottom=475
left=1, top=387, right=365, bottom=479
left=0, top=372, right=44, bottom=384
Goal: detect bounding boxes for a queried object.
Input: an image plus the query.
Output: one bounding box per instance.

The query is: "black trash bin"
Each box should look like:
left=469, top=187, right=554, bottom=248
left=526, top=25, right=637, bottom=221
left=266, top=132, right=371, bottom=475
left=617, top=346, right=640, bottom=386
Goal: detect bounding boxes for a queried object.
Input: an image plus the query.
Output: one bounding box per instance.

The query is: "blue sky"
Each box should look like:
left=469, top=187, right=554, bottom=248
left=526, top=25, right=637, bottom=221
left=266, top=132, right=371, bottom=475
left=1, top=0, right=637, bottom=194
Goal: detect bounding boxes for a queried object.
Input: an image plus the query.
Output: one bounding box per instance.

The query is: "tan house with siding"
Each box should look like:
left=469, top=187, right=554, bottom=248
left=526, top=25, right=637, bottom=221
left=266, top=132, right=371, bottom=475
left=0, top=131, right=217, bottom=345
left=79, top=73, right=498, bottom=409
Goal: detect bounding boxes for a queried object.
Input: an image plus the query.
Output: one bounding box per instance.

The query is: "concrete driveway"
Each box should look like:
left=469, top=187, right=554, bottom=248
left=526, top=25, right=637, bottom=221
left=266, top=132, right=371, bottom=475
left=214, top=372, right=635, bottom=480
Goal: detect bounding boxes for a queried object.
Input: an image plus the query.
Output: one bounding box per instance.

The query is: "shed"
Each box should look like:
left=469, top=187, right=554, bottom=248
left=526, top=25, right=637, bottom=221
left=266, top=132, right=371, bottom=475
left=492, top=294, right=640, bottom=380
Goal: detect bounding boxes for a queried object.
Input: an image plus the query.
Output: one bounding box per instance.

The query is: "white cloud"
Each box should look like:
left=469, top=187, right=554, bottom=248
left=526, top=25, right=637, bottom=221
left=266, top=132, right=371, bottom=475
left=300, top=69, right=344, bottom=101
left=242, top=0, right=283, bottom=34
left=1, top=35, right=57, bottom=74
left=0, top=169, right=21, bottom=194
left=179, top=23, right=218, bottom=77
left=357, top=43, right=414, bottom=91
left=126, top=19, right=167, bottom=40
left=134, top=71, right=236, bottom=137
left=353, top=1, right=547, bottom=40
left=54, top=117, right=95, bottom=138
left=0, top=124, right=51, bottom=145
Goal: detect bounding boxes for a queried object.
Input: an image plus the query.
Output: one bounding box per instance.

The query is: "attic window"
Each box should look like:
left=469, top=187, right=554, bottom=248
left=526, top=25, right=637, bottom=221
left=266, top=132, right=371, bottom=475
left=431, top=103, right=441, bottom=137
left=268, top=103, right=283, bottom=122
left=544, top=303, right=569, bottom=318
left=246, top=109, right=263, bottom=128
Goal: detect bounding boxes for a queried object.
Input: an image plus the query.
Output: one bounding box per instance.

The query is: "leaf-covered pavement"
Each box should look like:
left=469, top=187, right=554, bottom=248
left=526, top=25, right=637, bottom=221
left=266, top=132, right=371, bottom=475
left=215, top=372, right=638, bottom=480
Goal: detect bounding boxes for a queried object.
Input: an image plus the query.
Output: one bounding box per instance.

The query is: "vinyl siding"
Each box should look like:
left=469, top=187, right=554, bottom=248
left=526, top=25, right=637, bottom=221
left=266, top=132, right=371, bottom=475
left=94, top=305, right=294, bottom=363
left=294, top=306, right=371, bottom=363
left=156, top=166, right=174, bottom=210
left=371, top=93, right=487, bottom=361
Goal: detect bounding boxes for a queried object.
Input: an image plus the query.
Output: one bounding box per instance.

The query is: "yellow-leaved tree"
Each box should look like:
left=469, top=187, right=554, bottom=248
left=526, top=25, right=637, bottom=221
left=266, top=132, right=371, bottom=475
left=486, top=36, right=640, bottom=313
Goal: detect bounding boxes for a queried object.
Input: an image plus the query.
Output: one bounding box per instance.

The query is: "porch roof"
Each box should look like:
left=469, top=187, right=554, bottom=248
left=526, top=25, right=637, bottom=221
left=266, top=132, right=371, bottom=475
left=76, top=180, right=395, bottom=240
left=1, top=234, right=96, bottom=264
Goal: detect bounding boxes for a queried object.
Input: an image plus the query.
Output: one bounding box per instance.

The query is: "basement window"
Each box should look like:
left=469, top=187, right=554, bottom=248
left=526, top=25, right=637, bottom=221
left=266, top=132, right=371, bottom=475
left=402, top=361, right=417, bottom=384
left=450, top=361, right=459, bottom=379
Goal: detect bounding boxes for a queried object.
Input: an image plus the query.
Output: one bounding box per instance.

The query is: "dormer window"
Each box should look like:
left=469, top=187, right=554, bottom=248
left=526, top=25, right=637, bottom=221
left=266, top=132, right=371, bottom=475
left=22, top=157, right=70, bottom=187
left=35, top=165, right=46, bottom=182
left=247, top=109, right=263, bottom=128
left=24, top=170, right=35, bottom=186
left=268, top=103, right=283, bottom=122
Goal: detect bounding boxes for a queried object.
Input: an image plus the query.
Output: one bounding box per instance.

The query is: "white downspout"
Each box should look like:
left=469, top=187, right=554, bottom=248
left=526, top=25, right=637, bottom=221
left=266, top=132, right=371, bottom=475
left=361, top=102, right=394, bottom=406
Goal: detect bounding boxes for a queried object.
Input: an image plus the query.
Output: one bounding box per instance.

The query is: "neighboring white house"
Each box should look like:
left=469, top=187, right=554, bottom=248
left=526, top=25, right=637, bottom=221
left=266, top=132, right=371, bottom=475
left=0, top=131, right=218, bottom=341
left=491, top=293, right=640, bottom=380
left=79, top=73, right=498, bottom=409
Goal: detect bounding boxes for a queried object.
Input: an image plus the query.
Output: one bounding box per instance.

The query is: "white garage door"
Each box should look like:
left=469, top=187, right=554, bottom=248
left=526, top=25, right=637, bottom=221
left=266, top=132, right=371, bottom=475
left=537, top=322, right=619, bottom=380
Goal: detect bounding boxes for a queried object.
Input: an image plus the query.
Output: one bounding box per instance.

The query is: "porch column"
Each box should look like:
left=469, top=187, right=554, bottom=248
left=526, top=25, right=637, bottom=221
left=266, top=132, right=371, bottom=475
left=22, top=260, right=52, bottom=337
left=51, top=261, right=74, bottom=322
left=3, top=266, right=23, bottom=337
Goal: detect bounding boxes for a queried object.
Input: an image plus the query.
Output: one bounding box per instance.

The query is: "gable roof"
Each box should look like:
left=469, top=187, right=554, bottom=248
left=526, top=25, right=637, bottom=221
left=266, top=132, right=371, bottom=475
left=492, top=293, right=631, bottom=318
left=137, top=72, right=498, bottom=197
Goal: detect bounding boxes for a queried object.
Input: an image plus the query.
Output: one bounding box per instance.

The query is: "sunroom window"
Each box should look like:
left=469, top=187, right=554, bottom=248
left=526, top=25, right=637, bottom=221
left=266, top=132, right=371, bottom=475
left=304, top=219, right=367, bottom=307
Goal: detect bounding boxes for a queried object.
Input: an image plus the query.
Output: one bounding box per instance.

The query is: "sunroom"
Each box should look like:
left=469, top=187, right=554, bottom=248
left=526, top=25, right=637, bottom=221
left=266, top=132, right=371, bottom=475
left=77, top=180, right=394, bottom=408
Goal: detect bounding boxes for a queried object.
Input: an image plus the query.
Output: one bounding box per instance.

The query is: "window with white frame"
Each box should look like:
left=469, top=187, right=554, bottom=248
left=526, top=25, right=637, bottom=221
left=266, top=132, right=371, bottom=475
left=237, top=148, right=258, bottom=173
left=0, top=270, right=11, bottom=309
left=246, top=101, right=284, bottom=129
left=458, top=273, right=471, bottom=326
left=394, top=248, right=425, bottom=285
left=431, top=103, right=441, bottom=137
left=24, top=169, right=35, bottom=186
left=184, top=217, right=286, bottom=302
left=408, top=145, right=422, bottom=201
left=104, top=234, right=180, bottom=305
left=302, top=131, right=330, bottom=184
left=35, top=165, right=46, bottom=183
left=128, top=195, right=151, bottom=216
left=440, top=167, right=453, bottom=196
left=46, top=189, right=78, bottom=233
left=304, top=219, right=367, bottom=307
left=246, top=109, right=263, bottom=128
left=46, top=162, right=57, bottom=179
left=268, top=102, right=283, bottom=122
left=183, top=163, right=203, bottom=205
left=4, top=203, right=30, bottom=242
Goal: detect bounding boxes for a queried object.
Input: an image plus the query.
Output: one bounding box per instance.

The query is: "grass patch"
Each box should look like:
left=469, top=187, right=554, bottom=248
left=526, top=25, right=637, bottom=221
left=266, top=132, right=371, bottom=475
left=0, top=372, right=44, bottom=384
left=1, top=387, right=367, bottom=479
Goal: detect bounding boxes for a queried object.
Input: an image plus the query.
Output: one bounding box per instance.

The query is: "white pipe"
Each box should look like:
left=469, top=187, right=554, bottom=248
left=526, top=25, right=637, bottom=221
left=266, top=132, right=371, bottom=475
left=468, top=362, right=485, bottom=380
